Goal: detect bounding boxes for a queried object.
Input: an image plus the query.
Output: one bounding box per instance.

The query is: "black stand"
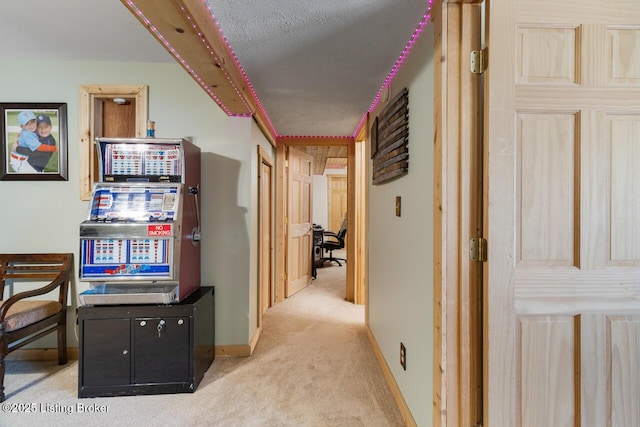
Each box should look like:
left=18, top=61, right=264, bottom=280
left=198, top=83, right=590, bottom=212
left=312, top=225, right=324, bottom=278
left=78, top=287, right=214, bottom=398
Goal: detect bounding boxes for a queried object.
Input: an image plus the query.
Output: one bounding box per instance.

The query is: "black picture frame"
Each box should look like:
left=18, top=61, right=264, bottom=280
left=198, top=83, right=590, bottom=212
left=0, top=102, right=68, bottom=181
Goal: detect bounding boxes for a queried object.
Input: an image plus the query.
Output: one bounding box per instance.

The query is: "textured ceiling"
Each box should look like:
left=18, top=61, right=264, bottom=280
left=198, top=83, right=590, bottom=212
left=212, top=0, right=428, bottom=136
left=0, top=0, right=429, bottom=139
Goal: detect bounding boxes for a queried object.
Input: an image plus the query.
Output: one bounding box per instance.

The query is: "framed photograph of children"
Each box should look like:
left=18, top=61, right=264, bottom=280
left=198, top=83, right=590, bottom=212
left=0, top=102, right=68, bottom=181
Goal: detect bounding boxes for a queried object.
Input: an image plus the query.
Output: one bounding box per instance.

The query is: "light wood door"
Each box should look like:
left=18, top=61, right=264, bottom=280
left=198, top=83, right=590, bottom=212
left=327, top=174, right=347, bottom=233
left=485, top=0, right=640, bottom=425
left=286, top=147, right=313, bottom=297
left=258, top=148, right=274, bottom=323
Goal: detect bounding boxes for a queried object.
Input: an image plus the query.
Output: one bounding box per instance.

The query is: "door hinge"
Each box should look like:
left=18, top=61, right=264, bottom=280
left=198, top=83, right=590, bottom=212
left=470, top=47, right=488, bottom=74
left=470, top=237, right=488, bottom=262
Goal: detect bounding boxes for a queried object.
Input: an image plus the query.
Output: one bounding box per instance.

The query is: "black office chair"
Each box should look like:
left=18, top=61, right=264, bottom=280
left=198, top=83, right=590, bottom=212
left=321, top=218, right=347, bottom=266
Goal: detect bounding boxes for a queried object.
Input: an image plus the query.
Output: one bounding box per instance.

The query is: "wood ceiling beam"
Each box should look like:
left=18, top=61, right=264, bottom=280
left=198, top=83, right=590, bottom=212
left=277, top=136, right=353, bottom=147
left=121, top=0, right=277, bottom=146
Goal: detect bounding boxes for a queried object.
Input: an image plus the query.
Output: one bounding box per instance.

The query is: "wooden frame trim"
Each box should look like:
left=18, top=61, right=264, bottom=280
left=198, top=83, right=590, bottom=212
left=277, top=136, right=352, bottom=147
left=433, top=1, right=484, bottom=426
left=354, top=127, right=368, bottom=306
left=345, top=140, right=357, bottom=302
left=78, top=84, right=148, bottom=200
left=433, top=3, right=458, bottom=422
left=257, top=145, right=274, bottom=330
left=274, top=138, right=361, bottom=305
left=122, top=0, right=277, bottom=147
left=275, top=143, right=287, bottom=303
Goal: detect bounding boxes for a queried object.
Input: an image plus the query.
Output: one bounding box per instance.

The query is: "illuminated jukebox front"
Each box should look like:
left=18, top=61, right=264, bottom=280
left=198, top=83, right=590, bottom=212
left=79, top=137, right=201, bottom=305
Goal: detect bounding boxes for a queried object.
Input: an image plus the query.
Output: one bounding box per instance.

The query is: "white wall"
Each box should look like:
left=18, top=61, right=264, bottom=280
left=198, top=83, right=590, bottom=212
left=366, top=26, right=435, bottom=425
left=0, top=59, right=267, bottom=347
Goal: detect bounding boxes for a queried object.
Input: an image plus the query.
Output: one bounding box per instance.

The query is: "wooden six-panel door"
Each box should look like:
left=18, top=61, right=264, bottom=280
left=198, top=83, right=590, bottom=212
left=286, top=147, right=313, bottom=297
left=485, top=0, right=640, bottom=425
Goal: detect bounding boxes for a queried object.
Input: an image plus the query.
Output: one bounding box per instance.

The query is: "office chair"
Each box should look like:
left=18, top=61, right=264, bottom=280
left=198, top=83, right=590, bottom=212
left=321, top=217, right=347, bottom=266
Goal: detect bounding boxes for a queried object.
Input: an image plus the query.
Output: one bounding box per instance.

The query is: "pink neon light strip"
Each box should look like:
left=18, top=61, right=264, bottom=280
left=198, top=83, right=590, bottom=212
left=124, top=0, right=253, bottom=118
left=201, top=1, right=279, bottom=137
left=354, top=2, right=433, bottom=137
left=126, top=0, right=432, bottom=139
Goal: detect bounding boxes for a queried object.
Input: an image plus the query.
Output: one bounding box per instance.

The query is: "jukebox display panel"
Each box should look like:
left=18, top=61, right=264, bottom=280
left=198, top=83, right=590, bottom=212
left=99, top=141, right=183, bottom=182
left=79, top=138, right=201, bottom=306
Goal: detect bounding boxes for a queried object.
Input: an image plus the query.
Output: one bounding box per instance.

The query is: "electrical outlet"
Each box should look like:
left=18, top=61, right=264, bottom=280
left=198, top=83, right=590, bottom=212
left=400, top=342, right=406, bottom=370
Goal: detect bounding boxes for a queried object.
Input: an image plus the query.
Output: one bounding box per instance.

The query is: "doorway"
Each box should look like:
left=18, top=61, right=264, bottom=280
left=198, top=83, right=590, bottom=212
left=276, top=136, right=366, bottom=305
left=78, top=84, right=148, bottom=200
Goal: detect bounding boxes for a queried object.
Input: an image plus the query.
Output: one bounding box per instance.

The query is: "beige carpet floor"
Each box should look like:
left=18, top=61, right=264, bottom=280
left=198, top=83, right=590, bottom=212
left=2, top=258, right=404, bottom=426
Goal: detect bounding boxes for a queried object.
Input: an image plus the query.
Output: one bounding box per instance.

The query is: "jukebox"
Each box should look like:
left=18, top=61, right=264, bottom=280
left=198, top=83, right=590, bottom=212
left=77, top=137, right=214, bottom=398
left=78, top=137, right=201, bottom=305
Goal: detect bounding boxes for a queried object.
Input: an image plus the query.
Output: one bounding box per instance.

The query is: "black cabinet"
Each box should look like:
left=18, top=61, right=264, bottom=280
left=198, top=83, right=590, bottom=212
left=78, top=287, right=214, bottom=398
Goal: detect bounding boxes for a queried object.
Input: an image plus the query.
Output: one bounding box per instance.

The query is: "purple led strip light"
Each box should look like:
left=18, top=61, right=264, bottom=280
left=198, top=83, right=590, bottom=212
left=126, top=0, right=432, bottom=139
left=180, top=3, right=254, bottom=116
left=354, top=3, right=433, bottom=137
left=124, top=0, right=254, bottom=119
left=202, top=1, right=280, bottom=137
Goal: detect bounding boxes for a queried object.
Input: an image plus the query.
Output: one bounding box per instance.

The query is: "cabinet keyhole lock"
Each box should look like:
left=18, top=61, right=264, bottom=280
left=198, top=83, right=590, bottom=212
left=157, top=320, right=166, bottom=337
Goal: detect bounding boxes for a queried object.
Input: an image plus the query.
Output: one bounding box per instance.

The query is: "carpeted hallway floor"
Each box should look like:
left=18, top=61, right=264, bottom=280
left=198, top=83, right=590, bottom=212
left=2, top=256, right=404, bottom=426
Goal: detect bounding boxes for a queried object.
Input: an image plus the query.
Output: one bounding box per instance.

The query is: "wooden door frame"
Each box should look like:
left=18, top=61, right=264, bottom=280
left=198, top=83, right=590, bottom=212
left=274, top=137, right=364, bottom=304
left=257, top=145, right=274, bottom=328
left=275, top=143, right=287, bottom=302
left=432, top=1, right=484, bottom=427
left=347, top=127, right=371, bottom=304
left=78, top=84, right=148, bottom=200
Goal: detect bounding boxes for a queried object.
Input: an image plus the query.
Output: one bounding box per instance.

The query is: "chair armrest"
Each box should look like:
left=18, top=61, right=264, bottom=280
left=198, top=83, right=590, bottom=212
left=0, top=276, right=67, bottom=321
left=323, top=231, right=341, bottom=243
left=0, top=253, right=73, bottom=321
left=322, top=234, right=340, bottom=243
